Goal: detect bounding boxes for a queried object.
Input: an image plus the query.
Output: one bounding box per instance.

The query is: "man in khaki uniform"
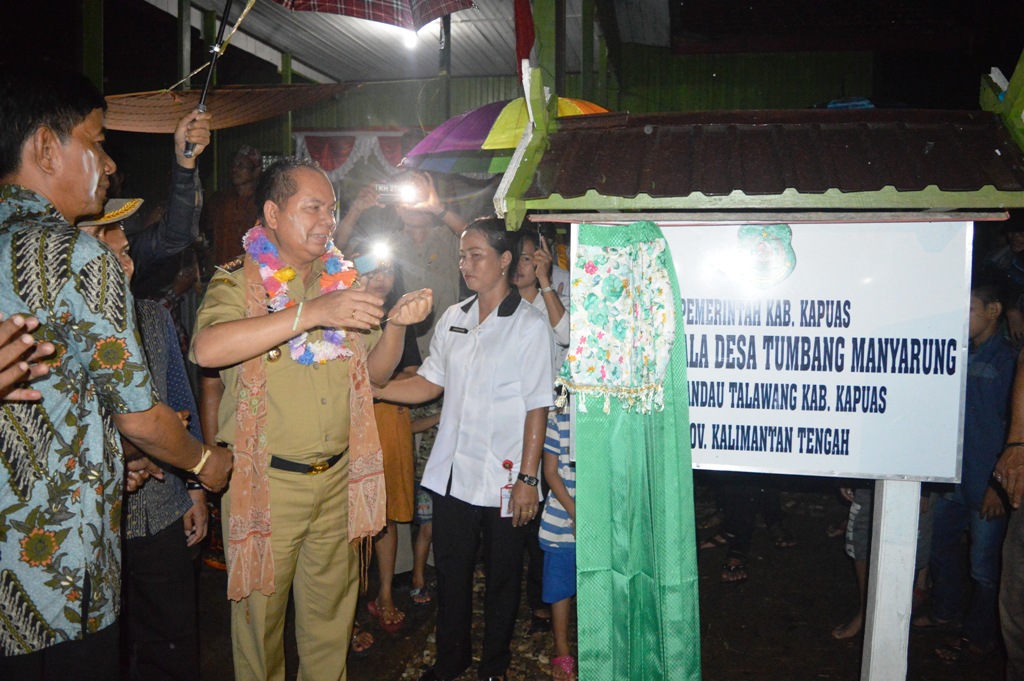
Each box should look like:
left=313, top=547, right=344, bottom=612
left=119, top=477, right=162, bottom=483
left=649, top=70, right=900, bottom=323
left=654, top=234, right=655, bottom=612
left=191, top=158, right=431, bottom=681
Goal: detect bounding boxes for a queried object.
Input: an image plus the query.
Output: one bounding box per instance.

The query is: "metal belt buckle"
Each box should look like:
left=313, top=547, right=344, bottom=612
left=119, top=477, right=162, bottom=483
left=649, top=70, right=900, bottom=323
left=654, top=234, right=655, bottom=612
left=307, top=460, right=330, bottom=475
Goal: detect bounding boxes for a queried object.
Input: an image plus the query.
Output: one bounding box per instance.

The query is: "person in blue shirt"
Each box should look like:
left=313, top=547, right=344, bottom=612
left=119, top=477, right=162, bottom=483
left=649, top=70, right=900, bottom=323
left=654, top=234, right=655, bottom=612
left=0, top=61, right=231, bottom=681
left=917, top=277, right=1016, bottom=661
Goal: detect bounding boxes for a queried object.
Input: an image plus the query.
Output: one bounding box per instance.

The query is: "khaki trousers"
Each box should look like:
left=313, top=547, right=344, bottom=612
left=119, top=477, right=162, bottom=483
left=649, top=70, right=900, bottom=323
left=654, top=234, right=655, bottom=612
left=224, top=455, right=358, bottom=681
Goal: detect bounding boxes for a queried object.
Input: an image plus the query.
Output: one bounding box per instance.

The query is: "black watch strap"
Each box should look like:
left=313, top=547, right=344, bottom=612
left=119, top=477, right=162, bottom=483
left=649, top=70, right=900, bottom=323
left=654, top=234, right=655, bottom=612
left=517, top=472, right=539, bottom=487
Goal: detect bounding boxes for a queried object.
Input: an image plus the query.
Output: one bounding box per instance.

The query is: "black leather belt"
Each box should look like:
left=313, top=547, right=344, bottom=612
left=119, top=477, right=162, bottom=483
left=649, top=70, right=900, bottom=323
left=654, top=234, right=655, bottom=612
left=269, top=450, right=346, bottom=475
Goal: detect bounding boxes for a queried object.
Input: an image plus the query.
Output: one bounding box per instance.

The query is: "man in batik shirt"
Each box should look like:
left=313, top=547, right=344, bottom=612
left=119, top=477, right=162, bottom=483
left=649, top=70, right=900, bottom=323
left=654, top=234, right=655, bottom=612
left=0, top=63, right=231, bottom=681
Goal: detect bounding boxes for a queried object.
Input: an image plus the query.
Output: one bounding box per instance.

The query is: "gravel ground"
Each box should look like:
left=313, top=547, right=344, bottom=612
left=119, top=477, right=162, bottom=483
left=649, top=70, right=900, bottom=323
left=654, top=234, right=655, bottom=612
left=200, top=477, right=1008, bottom=680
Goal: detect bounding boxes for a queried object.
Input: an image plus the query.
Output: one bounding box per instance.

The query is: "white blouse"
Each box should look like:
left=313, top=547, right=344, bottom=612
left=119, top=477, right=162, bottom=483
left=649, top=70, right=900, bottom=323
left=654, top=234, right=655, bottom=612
left=418, top=290, right=555, bottom=507
left=525, top=287, right=570, bottom=382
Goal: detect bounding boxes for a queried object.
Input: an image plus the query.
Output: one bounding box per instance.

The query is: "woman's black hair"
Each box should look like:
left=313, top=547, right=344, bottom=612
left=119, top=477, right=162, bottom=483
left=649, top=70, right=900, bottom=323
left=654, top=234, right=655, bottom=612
left=463, top=217, right=516, bottom=285
left=512, top=229, right=559, bottom=287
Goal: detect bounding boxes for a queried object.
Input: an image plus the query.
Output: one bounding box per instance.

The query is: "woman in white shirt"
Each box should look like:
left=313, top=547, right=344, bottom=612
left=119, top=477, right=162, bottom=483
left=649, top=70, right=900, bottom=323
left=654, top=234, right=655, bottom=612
left=376, top=218, right=554, bottom=681
left=513, top=229, right=570, bottom=377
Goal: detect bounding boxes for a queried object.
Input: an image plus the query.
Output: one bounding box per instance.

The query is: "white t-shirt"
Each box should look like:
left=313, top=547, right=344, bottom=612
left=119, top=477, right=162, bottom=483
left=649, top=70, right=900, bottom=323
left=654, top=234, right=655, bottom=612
left=418, top=290, right=555, bottom=506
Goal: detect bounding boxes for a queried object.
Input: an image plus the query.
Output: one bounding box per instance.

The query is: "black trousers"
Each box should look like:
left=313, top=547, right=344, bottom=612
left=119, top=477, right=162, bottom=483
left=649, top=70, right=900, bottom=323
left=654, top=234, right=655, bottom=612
left=430, top=491, right=532, bottom=679
left=122, top=517, right=199, bottom=681
left=0, top=622, right=119, bottom=681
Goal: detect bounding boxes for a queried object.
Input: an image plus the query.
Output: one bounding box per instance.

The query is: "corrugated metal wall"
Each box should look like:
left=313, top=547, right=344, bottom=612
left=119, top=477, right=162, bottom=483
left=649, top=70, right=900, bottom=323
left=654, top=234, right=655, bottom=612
left=205, top=50, right=874, bottom=190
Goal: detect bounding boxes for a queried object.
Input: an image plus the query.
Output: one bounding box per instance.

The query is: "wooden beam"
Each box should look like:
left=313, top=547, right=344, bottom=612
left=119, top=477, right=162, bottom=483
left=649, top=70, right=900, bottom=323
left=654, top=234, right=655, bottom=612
left=530, top=0, right=568, bottom=97
left=534, top=0, right=557, bottom=96
left=520, top=186, right=1024, bottom=211
left=496, top=68, right=551, bottom=231
left=526, top=210, right=1008, bottom=224
left=555, top=0, right=566, bottom=95
left=440, top=15, right=452, bottom=120
left=177, top=0, right=191, bottom=88
left=581, top=0, right=595, bottom=101
left=862, top=479, right=920, bottom=681
left=82, top=0, right=103, bottom=91
left=593, top=0, right=623, bottom=89
left=981, top=48, right=1024, bottom=151
left=282, top=52, right=293, bottom=156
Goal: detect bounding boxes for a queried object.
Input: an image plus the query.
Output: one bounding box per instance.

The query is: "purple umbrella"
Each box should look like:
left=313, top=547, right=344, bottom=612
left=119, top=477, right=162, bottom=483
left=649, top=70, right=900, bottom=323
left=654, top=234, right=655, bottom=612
left=405, top=100, right=512, bottom=156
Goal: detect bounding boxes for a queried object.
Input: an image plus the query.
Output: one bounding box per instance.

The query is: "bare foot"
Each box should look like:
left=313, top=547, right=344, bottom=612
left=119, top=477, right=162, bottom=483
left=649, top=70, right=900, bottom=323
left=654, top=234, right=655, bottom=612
left=350, top=623, right=375, bottom=656
left=832, top=612, right=863, bottom=640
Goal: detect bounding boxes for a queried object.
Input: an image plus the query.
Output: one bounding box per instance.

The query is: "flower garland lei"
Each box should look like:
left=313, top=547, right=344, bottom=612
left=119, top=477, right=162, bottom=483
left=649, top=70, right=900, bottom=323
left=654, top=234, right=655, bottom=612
left=243, top=225, right=358, bottom=365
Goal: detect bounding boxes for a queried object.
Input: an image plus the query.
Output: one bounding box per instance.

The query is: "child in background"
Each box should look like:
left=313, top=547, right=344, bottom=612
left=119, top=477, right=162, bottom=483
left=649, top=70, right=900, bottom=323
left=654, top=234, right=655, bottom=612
left=539, top=411, right=577, bottom=681
left=913, top=277, right=1016, bottom=660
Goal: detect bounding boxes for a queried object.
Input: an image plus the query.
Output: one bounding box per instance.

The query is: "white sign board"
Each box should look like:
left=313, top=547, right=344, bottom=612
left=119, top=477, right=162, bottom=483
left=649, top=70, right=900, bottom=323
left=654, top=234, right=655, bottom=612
left=660, top=220, right=971, bottom=481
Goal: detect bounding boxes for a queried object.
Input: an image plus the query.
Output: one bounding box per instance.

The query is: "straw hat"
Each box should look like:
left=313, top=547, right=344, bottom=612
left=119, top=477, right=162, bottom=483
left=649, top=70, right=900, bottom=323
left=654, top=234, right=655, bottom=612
left=79, top=198, right=144, bottom=228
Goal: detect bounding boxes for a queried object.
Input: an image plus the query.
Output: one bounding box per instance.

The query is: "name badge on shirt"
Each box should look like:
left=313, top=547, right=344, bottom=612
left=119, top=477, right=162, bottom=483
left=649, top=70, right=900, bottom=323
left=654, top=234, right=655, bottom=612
left=500, top=485, right=513, bottom=518
left=450, top=326, right=469, bottom=334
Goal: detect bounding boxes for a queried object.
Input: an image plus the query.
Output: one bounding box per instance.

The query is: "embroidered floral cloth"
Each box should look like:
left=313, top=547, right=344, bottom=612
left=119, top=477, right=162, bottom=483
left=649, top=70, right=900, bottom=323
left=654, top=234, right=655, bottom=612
left=558, top=221, right=675, bottom=413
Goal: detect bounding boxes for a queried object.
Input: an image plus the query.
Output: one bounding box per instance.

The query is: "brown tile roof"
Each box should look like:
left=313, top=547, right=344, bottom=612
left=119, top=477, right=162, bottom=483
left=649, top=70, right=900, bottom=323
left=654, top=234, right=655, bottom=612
left=524, top=109, right=1024, bottom=203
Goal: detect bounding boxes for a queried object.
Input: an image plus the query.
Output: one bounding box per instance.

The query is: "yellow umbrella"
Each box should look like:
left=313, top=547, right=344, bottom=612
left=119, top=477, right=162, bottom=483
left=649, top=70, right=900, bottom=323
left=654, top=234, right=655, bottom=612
left=480, top=97, right=608, bottom=150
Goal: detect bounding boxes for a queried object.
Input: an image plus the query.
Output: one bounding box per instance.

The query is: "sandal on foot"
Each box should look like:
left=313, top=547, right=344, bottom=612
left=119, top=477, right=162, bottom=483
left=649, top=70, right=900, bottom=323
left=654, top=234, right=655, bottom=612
left=720, top=559, right=748, bottom=585
left=409, top=585, right=434, bottom=607
left=367, top=599, right=405, bottom=634
left=551, top=655, right=577, bottom=681
left=349, top=624, right=375, bottom=658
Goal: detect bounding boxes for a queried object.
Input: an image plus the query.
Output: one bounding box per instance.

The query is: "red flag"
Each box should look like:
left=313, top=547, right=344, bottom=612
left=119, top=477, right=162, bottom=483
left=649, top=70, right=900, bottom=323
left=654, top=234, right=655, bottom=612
left=514, top=0, right=535, bottom=80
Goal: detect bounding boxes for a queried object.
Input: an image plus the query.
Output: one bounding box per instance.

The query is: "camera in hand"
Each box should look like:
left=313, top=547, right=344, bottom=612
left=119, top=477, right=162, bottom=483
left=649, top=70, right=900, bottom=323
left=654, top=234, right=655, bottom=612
left=375, top=183, right=418, bottom=205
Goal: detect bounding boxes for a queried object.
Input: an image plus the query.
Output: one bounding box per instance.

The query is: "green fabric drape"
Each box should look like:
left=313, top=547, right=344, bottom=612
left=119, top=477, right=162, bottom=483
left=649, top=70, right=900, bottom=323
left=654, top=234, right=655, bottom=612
left=574, top=221, right=701, bottom=680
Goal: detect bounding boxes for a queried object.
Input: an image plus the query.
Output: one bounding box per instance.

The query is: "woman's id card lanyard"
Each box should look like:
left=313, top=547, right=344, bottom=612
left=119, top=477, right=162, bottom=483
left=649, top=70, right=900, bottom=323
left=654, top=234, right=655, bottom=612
left=500, top=459, right=514, bottom=518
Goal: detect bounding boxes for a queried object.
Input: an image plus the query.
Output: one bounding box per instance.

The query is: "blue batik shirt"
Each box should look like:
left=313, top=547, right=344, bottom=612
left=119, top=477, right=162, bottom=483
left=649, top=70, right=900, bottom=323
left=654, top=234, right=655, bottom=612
left=0, top=185, right=156, bottom=655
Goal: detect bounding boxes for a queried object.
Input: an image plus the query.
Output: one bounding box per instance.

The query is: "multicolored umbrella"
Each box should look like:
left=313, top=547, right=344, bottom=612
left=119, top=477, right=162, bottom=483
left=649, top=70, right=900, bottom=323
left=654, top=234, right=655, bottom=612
left=272, top=0, right=474, bottom=30
left=482, top=97, right=608, bottom=149
left=402, top=97, right=608, bottom=174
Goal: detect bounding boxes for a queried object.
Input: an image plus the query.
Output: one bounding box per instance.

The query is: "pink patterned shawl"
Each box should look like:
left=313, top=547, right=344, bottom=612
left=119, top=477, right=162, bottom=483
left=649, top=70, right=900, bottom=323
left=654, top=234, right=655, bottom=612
left=227, top=256, right=386, bottom=601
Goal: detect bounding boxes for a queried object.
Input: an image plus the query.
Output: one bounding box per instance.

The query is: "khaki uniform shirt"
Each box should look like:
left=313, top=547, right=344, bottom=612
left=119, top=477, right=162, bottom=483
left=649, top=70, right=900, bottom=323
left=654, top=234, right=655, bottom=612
left=192, top=257, right=379, bottom=461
